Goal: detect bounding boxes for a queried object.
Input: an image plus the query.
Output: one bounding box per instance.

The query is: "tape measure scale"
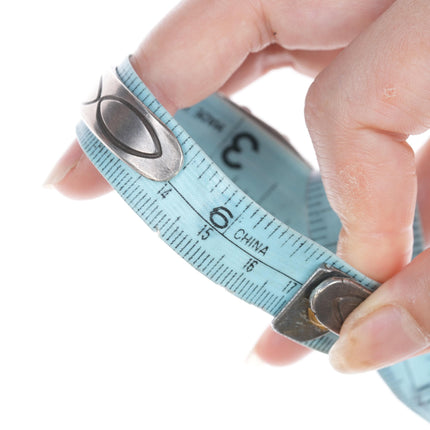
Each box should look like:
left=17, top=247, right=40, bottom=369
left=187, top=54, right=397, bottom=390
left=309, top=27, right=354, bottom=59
left=76, top=57, right=430, bottom=422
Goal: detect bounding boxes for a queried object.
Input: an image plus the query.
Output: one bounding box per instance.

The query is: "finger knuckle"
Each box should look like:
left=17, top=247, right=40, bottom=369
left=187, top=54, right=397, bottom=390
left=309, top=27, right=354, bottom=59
left=304, top=79, right=330, bottom=143
left=244, top=0, right=277, bottom=48
left=305, top=76, right=353, bottom=150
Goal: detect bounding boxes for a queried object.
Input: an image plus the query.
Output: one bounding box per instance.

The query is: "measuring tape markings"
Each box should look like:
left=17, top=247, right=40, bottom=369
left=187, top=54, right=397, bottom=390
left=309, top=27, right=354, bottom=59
left=77, top=58, right=430, bottom=421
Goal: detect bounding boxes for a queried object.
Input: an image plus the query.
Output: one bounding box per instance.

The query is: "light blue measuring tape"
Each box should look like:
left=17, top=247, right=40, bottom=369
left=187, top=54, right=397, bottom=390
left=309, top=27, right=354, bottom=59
left=77, top=57, right=430, bottom=422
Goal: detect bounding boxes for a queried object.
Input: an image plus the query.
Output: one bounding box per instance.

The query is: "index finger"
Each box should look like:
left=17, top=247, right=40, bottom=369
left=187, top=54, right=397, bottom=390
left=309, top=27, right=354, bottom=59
left=46, top=0, right=269, bottom=197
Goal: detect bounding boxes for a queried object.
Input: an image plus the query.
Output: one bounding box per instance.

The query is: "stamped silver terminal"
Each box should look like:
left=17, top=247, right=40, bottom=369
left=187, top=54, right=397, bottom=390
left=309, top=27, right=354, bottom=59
left=309, top=275, right=371, bottom=334
left=81, top=70, right=183, bottom=181
left=272, top=264, right=371, bottom=342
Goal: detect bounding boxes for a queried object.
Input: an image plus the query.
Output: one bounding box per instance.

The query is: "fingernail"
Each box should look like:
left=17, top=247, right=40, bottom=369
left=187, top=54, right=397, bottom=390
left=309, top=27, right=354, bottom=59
left=245, top=350, right=265, bottom=366
left=44, top=144, right=83, bottom=187
left=329, top=305, right=429, bottom=373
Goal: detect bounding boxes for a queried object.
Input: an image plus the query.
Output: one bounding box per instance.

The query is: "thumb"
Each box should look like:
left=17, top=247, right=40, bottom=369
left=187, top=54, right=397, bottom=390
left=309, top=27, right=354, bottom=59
left=329, top=248, right=430, bottom=373
left=328, top=139, right=430, bottom=373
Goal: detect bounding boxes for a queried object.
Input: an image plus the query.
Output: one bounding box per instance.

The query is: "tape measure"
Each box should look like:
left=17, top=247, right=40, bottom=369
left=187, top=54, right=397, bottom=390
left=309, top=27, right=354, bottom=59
left=76, top=57, right=430, bottom=422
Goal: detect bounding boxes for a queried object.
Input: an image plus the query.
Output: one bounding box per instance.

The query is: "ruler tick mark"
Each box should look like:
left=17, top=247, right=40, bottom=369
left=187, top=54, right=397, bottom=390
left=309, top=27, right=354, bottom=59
left=202, top=256, right=215, bottom=273
left=224, top=271, right=238, bottom=288
left=211, top=263, right=225, bottom=281
left=198, top=164, right=212, bottom=179
left=215, top=266, right=229, bottom=283
left=197, top=253, right=210, bottom=269
left=170, top=230, right=184, bottom=246
left=141, top=199, right=157, bottom=218
left=179, top=238, right=193, bottom=254
left=166, top=226, right=180, bottom=242
left=159, top=217, right=171, bottom=233
left=190, top=247, right=203, bottom=263
left=268, top=224, right=280, bottom=239
left=253, top=214, right=267, bottom=229
left=224, top=189, right=238, bottom=205
left=148, top=207, right=162, bottom=226
left=221, top=269, right=234, bottom=285
left=174, top=233, right=188, bottom=250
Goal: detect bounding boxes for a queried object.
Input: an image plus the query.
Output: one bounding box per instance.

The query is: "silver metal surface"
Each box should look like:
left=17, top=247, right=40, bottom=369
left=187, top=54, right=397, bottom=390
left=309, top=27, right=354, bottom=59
left=310, top=276, right=371, bottom=334
left=272, top=265, right=371, bottom=342
left=81, top=70, right=183, bottom=181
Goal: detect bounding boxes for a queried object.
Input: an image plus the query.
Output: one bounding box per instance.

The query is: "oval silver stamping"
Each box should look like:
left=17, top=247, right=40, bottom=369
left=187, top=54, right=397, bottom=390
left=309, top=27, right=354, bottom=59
left=81, top=70, right=183, bottom=181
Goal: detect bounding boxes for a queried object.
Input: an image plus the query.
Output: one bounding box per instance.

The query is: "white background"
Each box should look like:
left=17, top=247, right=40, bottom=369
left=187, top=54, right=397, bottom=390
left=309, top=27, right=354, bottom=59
left=2, top=1, right=429, bottom=429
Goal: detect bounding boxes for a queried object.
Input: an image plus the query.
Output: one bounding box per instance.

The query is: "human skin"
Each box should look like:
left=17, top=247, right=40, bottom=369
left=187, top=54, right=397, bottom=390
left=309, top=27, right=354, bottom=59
left=46, top=0, right=430, bottom=372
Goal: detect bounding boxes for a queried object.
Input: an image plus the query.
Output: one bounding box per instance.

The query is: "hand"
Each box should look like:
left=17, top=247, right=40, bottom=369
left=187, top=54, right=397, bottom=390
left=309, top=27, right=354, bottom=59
left=45, top=0, right=430, bottom=371
left=304, top=0, right=430, bottom=371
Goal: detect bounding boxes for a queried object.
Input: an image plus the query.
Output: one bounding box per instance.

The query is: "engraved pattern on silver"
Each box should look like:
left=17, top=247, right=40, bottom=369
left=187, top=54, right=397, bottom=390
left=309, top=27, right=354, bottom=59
left=81, top=70, right=183, bottom=181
